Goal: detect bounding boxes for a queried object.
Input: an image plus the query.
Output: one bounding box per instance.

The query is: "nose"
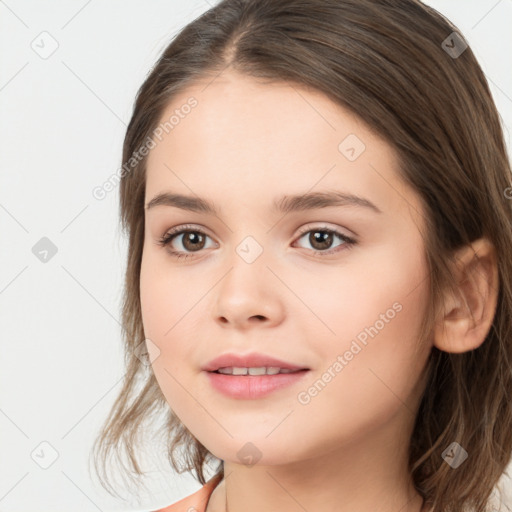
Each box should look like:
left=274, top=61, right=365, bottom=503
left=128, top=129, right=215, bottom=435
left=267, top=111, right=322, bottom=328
left=212, top=256, right=286, bottom=330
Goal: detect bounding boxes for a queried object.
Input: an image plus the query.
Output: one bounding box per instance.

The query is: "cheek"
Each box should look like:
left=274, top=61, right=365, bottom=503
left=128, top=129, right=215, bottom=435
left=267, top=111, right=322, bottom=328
left=139, top=251, right=206, bottom=419
left=140, top=253, right=181, bottom=373
left=301, top=241, right=430, bottom=401
left=139, top=242, right=194, bottom=340
left=290, top=240, right=429, bottom=356
left=290, top=276, right=430, bottom=459
left=140, top=258, right=170, bottom=342
left=328, top=252, right=429, bottom=395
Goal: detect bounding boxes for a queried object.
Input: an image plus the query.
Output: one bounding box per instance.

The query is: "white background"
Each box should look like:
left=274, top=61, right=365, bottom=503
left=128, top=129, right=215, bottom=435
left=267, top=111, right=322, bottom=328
left=1, top=1, right=511, bottom=511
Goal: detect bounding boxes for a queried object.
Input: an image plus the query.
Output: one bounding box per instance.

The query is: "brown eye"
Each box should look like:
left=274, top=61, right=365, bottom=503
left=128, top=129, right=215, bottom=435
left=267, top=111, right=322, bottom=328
left=294, top=226, right=356, bottom=256
left=176, top=231, right=207, bottom=252
left=157, top=225, right=214, bottom=259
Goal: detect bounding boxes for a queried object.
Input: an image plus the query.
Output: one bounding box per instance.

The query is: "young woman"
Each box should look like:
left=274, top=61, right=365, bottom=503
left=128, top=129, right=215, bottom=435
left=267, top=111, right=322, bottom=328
left=92, top=1, right=512, bottom=511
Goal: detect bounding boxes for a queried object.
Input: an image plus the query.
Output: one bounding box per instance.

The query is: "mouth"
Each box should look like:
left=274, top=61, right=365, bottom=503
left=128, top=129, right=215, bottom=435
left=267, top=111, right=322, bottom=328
left=209, top=367, right=309, bottom=376
left=202, top=352, right=310, bottom=374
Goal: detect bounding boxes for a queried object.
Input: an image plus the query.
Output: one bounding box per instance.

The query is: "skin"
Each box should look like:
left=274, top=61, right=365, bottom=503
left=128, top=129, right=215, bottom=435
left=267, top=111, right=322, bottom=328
left=139, top=70, right=498, bottom=512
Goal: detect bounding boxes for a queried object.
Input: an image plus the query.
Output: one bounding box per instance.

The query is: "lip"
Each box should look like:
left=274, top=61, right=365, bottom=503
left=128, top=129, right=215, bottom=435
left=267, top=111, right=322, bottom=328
left=205, top=370, right=311, bottom=399
left=202, top=352, right=309, bottom=372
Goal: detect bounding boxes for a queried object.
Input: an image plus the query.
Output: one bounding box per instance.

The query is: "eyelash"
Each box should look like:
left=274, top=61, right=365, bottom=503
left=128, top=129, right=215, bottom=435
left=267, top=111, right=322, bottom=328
left=156, top=224, right=357, bottom=260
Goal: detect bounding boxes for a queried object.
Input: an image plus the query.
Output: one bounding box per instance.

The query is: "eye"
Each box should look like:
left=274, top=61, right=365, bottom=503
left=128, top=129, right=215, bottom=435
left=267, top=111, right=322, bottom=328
left=156, top=224, right=215, bottom=260
left=292, top=224, right=356, bottom=256
left=156, top=223, right=357, bottom=260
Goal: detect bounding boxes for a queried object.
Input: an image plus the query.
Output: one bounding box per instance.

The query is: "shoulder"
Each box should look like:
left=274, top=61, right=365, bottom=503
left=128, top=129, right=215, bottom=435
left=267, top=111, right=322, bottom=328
left=152, top=473, right=224, bottom=512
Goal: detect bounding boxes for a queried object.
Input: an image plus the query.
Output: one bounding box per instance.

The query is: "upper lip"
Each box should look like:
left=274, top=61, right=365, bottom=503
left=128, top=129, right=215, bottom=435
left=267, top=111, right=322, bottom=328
left=202, top=352, right=309, bottom=372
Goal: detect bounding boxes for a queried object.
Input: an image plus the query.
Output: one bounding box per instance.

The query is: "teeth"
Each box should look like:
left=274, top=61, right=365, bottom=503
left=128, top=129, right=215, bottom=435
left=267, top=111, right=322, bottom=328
left=248, top=367, right=267, bottom=376
left=216, top=366, right=299, bottom=375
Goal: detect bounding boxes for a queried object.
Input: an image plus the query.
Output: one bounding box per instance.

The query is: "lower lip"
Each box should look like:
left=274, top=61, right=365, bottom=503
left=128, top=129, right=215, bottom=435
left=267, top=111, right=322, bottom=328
left=204, top=370, right=310, bottom=399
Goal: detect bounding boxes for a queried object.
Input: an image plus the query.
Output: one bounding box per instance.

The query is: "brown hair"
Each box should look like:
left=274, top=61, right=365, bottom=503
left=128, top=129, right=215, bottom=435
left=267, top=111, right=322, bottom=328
left=90, top=1, right=512, bottom=510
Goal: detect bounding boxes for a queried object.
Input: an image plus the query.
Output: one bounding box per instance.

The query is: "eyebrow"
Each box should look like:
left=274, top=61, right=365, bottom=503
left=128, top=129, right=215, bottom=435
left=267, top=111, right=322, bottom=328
left=145, top=190, right=382, bottom=215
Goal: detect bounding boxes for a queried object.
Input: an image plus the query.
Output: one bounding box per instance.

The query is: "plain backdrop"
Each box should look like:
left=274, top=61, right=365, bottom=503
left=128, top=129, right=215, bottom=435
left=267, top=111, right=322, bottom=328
left=1, top=1, right=511, bottom=511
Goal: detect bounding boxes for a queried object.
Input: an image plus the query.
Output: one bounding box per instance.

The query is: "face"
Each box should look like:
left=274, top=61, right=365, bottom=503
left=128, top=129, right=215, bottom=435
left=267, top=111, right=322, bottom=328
left=140, top=70, right=432, bottom=466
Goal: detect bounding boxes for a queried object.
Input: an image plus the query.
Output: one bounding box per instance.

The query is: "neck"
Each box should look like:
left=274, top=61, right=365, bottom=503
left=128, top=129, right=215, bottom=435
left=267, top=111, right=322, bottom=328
left=220, top=466, right=424, bottom=512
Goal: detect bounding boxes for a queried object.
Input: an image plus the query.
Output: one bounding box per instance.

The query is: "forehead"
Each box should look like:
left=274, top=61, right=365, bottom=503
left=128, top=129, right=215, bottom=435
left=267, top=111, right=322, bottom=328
left=145, top=70, right=421, bottom=220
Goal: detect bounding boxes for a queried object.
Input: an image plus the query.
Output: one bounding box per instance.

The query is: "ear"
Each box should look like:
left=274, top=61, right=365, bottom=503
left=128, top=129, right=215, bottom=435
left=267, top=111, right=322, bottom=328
left=433, top=237, right=499, bottom=353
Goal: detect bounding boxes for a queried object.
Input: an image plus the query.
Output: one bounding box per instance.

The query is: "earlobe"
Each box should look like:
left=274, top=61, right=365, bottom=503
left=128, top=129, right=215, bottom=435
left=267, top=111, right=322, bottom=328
left=433, top=237, right=499, bottom=354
